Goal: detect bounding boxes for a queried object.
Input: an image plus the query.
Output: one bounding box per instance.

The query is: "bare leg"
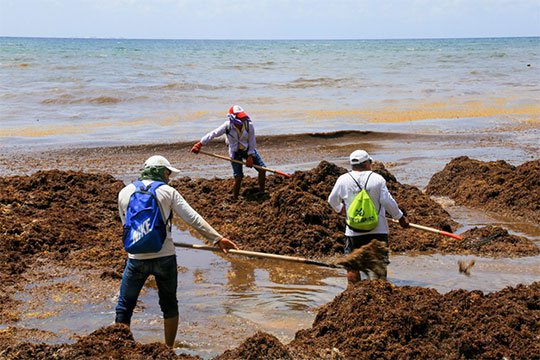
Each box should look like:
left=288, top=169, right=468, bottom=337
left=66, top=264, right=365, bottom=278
left=233, top=176, right=242, bottom=199
left=164, top=315, right=178, bottom=348
left=257, top=170, right=266, bottom=193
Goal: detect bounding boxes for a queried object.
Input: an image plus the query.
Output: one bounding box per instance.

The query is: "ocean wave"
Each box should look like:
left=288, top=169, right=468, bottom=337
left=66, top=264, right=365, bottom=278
left=41, top=95, right=124, bottom=105
left=87, top=96, right=122, bottom=104
left=159, top=82, right=225, bottom=91
left=219, top=61, right=276, bottom=70
left=282, top=77, right=352, bottom=89
left=1, top=62, right=32, bottom=68
left=53, top=65, right=84, bottom=70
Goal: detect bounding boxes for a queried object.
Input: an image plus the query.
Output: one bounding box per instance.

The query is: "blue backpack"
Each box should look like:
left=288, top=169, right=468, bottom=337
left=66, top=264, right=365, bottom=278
left=123, top=180, right=171, bottom=254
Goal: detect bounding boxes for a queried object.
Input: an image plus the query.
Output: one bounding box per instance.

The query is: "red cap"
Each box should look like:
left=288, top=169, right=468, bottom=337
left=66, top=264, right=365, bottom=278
left=229, top=105, right=249, bottom=119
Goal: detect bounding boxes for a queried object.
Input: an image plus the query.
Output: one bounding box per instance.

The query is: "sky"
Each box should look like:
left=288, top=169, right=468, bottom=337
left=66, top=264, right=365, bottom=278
left=1, top=0, right=539, bottom=40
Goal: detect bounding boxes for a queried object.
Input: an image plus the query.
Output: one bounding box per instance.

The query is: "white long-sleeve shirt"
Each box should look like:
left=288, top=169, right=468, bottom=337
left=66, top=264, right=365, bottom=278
left=328, top=170, right=403, bottom=236
left=200, top=120, right=256, bottom=157
left=118, top=180, right=222, bottom=259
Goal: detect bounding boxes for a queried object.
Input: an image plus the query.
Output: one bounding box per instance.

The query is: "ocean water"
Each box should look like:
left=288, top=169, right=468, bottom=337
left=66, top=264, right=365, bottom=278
left=1, top=37, right=539, bottom=148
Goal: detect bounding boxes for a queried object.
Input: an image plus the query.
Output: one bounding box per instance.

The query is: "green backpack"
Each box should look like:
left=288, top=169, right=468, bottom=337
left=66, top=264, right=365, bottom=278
left=346, top=172, right=379, bottom=231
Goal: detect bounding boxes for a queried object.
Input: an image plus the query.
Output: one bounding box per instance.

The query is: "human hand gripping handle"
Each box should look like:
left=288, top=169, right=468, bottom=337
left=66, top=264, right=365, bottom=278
left=215, top=237, right=239, bottom=253
left=246, top=155, right=254, bottom=168
left=191, top=142, right=202, bottom=154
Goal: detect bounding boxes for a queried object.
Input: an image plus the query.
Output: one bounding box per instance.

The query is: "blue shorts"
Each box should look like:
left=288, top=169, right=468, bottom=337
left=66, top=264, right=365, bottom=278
left=115, top=255, right=178, bottom=324
left=232, top=149, right=266, bottom=178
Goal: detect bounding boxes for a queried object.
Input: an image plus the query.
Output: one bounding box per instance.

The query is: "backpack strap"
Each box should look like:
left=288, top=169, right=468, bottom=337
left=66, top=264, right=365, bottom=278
left=347, top=171, right=381, bottom=216
left=132, top=180, right=145, bottom=192
left=363, top=171, right=374, bottom=189
left=146, top=180, right=166, bottom=193
left=347, top=171, right=364, bottom=191
left=347, top=170, right=375, bottom=191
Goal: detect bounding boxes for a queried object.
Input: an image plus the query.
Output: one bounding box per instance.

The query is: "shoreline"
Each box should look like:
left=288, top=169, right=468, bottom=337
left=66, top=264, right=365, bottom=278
left=2, top=118, right=538, bottom=190
left=0, top=130, right=450, bottom=180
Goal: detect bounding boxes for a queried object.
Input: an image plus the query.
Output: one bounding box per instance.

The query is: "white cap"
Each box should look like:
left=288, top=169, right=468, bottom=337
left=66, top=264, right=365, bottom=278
left=349, top=150, right=373, bottom=165
left=144, top=155, right=180, bottom=176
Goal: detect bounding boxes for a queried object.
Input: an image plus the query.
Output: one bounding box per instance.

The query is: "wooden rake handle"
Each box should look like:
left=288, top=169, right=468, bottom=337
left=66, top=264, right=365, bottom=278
left=198, top=150, right=291, bottom=178
left=387, top=218, right=463, bottom=240
left=173, top=242, right=337, bottom=268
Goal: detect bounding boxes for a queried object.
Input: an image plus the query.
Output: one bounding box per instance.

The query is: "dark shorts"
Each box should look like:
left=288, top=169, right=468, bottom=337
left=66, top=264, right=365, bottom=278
left=115, top=255, right=178, bottom=324
left=232, top=149, right=266, bottom=178
left=344, top=233, right=390, bottom=264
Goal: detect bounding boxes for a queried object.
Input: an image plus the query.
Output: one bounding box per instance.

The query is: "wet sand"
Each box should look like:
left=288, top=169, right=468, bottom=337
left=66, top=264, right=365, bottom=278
left=1, top=117, right=539, bottom=359
left=1, top=130, right=432, bottom=181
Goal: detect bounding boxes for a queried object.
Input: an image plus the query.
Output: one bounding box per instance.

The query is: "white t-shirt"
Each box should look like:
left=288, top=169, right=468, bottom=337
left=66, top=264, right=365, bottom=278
left=118, top=180, right=222, bottom=260
left=328, top=170, right=403, bottom=236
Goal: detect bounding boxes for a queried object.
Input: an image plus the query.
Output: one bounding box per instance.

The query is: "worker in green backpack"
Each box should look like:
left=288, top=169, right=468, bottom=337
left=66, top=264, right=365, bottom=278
left=328, top=150, right=409, bottom=283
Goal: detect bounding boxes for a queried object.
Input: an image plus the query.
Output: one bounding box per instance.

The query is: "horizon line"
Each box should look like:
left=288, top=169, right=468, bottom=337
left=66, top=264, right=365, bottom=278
left=1, top=35, right=539, bottom=41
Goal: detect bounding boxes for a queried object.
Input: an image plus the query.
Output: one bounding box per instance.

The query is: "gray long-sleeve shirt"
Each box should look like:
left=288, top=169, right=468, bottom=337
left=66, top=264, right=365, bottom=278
left=200, top=120, right=256, bottom=157
left=118, top=180, right=222, bottom=259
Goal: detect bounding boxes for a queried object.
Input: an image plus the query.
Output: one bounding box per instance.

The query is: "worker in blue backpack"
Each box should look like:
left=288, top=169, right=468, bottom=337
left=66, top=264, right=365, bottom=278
left=328, top=150, right=409, bottom=284
left=191, top=105, right=266, bottom=200
left=116, top=155, right=238, bottom=348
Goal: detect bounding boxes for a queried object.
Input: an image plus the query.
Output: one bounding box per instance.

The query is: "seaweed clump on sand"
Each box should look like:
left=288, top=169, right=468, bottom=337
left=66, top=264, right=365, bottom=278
left=0, top=170, right=125, bottom=274
left=0, top=324, right=201, bottom=360
left=214, top=331, right=293, bottom=360
left=286, top=281, right=540, bottom=359
left=457, top=225, right=540, bottom=257
left=426, top=157, right=540, bottom=223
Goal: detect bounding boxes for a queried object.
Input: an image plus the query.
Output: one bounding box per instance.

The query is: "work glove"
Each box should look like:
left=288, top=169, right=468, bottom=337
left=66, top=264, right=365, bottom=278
left=246, top=155, right=254, bottom=168
left=398, top=215, right=410, bottom=228
left=191, top=142, right=202, bottom=154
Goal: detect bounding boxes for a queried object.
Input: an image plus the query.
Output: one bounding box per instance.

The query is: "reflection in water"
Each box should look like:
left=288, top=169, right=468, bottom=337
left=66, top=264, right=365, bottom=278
left=225, top=258, right=257, bottom=292
left=390, top=253, right=540, bottom=294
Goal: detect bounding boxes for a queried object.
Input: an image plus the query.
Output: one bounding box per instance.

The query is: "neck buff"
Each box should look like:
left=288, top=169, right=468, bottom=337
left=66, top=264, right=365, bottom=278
left=139, top=166, right=168, bottom=183
left=228, top=114, right=244, bottom=127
